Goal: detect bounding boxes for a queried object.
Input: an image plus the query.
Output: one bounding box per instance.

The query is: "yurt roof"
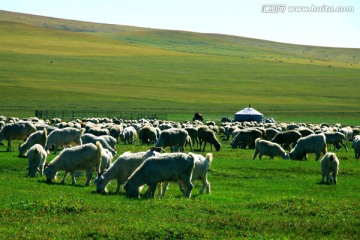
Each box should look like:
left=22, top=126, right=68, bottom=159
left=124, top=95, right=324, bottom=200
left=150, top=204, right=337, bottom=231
left=235, top=107, right=263, bottom=116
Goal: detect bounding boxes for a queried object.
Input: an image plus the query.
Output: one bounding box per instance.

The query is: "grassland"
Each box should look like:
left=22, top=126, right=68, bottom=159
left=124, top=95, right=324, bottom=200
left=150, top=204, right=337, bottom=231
left=0, top=10, right=359, bottom=124
left=0, top=11, right=359, bottom=238
left=0, top=137, right=359, bottom=239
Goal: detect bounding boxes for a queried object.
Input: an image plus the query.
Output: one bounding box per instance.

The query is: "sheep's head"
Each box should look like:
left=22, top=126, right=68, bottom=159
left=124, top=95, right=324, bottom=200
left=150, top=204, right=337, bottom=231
left=94, top=174, right=108, bottom=193
left=44, top=165, right=57, bottom=183
left=215, top=142, right=221, bottom=151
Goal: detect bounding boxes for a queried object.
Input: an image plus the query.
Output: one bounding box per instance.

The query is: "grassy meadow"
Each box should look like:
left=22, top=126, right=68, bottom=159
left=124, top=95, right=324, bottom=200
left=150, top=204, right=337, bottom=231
left=0, top=10, right=360, bottom=239
left=0, top=137, right=359, bottom=239
left=0, top=11, right=360, bottom=124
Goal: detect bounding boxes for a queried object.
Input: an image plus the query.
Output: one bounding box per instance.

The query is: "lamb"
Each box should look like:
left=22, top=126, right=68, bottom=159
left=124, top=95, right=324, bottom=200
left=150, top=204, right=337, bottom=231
left=44, top=142, right=103, bottom=186
left=0, top=121, right=37, bottom=152
left=324, top=132, right=348, bottom=152
left=320, top=152, right=339, bottom=184
left=94, top=149, right=161, bottom=194
left=27, top=144, right=47, bottom=177
left=162, top=153, right=213, bottom=197
left=123, top=152, right=196, bottom=198
left=81, top=133, right=117, bottom=156
left=120, top=126, right=137, bottom=144
left=18, top=129, right=48, bottom=157
left=271, top=130, right=302, bottom=150
left=197, top=127, right=221, bottom=151
left=155, top=128, right=189, bottom=152
left=253, top=138, right=289, bottom=160
left=352, top=135, right=360, bottom=159
left=230, top=128, right=262, bottom=149
left=45, top=127, right=85, bottom=154
left=289, top=134, right=327, bottom=161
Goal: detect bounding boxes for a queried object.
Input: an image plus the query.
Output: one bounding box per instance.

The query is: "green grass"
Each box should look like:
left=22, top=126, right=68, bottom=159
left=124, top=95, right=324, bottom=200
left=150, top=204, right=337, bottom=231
left=0, top=138, right=359, bottom=239
left=0, top=11, right=360, bottom=124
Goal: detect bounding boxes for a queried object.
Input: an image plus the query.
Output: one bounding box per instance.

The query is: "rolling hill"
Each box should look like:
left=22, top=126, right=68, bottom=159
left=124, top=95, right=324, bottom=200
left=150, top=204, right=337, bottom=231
left=0, top=10, right=359, bottom=123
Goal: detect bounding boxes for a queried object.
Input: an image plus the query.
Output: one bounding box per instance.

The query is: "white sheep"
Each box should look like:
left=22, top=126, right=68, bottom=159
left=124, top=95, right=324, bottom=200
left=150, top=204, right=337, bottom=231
left=162, top=153, right=213, bottom=197
left=123, top=152, right=196, bottom=198
left=352, top=135, right=360, bottom=159
left=18, top=129, right=48, bottom=157
left=100, top=148, right=114, bottom=172
left=197, top=126, right=221, bottom=151
left=253, top=138, right=289, bottom=160
left=99, top=135, right=117, bottom=149
left=45, top=127, right=85, bottom=154
left=44, top=142, right=103, bottom=186
left=0, top=121, right=37, bottom=152
left=289, top=134, right=327, bottom=161
left=155, top=128, right=189, bottom=152
left=94, top=149, right=161, bottom=194
left=120, top=126, right=137, bottom=144
left=81, top=133, right=117, bottom=156
left=320, top=152, right=339, bottom=184
left=27, top=144, right=47, bottom=177
left=324, top=132, right=348, bottom=152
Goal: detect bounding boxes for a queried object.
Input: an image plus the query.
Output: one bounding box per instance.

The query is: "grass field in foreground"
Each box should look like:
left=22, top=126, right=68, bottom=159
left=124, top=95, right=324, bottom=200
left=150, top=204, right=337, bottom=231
left=0, top=137, right=359, bottom=239
left=0, top=11, right=359, bottom=124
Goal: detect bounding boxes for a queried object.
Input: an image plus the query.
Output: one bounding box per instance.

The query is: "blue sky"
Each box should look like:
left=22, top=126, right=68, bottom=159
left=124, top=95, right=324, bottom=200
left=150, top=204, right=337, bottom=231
left=1, top=0, right=359, bottom=48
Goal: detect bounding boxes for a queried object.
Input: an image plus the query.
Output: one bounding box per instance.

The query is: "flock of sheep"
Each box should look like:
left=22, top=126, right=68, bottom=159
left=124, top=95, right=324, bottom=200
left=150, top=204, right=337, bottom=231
left=1, top=115, right=358, bottom=198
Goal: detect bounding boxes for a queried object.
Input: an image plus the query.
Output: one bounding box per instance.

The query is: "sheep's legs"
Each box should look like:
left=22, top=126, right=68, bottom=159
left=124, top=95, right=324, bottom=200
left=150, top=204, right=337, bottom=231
left=61, top=171, right=69, bottom=184
left=85, top=171, right=92, bottom=186
left=7, top=140, right=11, bottom=152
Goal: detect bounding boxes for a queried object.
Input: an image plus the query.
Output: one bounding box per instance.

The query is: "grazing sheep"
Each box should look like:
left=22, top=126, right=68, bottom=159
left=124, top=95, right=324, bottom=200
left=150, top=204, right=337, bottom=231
left=81, top=133, right=117, bottom=156
left=185, top=127, right=199, bottom=148
left=120, top=126, right=137, bottom=144
left=18, top=129, right=47, bottom=157
left=264, top=128, right=280, bottom=141
left=123, top=152, right=196, bottom=198
left=45, top=127, right=85, bottom=154
left=320, top=152, right=339, bottom=184
left=271, top=130, right=302, bottom=150
left=27, top=144, right=47, bottom=177
left=253, top=138, right=289, bottom=160
left=155, top=128, right=189, bottom=152
left=95, top=149, right=161, bottom=194
left=297, top=128, right=315, bottom=137
left=352, top=135, right=360, bottom=159
left=44, top=142, right=103, bottom=186
left=87, top=127, right=110, bottom=136
left=289, top=134, right=327, bottom=161
left=0, top=121, right=37, bottom=152
left=162, top=153, right=213, bottom=196
left=100, top=148, right=114, bottom=172
left=198, top=127, right=221, bottom=151
left=99, top=135, right=117, bottom=150
left=109, top=125, right=123, bottom=142
left=139, top=125, right=158, bottom=145
left=230, top=128, right=262, bottom=149
left=324, top=132, right=348, bottom=152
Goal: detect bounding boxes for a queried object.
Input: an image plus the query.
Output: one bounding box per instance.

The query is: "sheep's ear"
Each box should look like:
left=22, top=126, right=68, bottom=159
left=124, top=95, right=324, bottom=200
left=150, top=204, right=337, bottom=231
left=329, top=155, right=334, bottom=161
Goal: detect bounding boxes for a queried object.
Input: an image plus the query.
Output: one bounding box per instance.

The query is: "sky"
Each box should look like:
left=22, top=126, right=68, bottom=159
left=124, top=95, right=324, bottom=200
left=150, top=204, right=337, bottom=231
left=0, top=0, right=359, bottom=48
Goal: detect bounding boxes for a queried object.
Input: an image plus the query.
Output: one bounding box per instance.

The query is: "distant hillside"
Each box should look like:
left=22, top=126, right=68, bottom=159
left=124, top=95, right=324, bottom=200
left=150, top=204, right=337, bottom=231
left=1, top=10, right=358, bottom=67
left=0, top=10, right=359, bottom=124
